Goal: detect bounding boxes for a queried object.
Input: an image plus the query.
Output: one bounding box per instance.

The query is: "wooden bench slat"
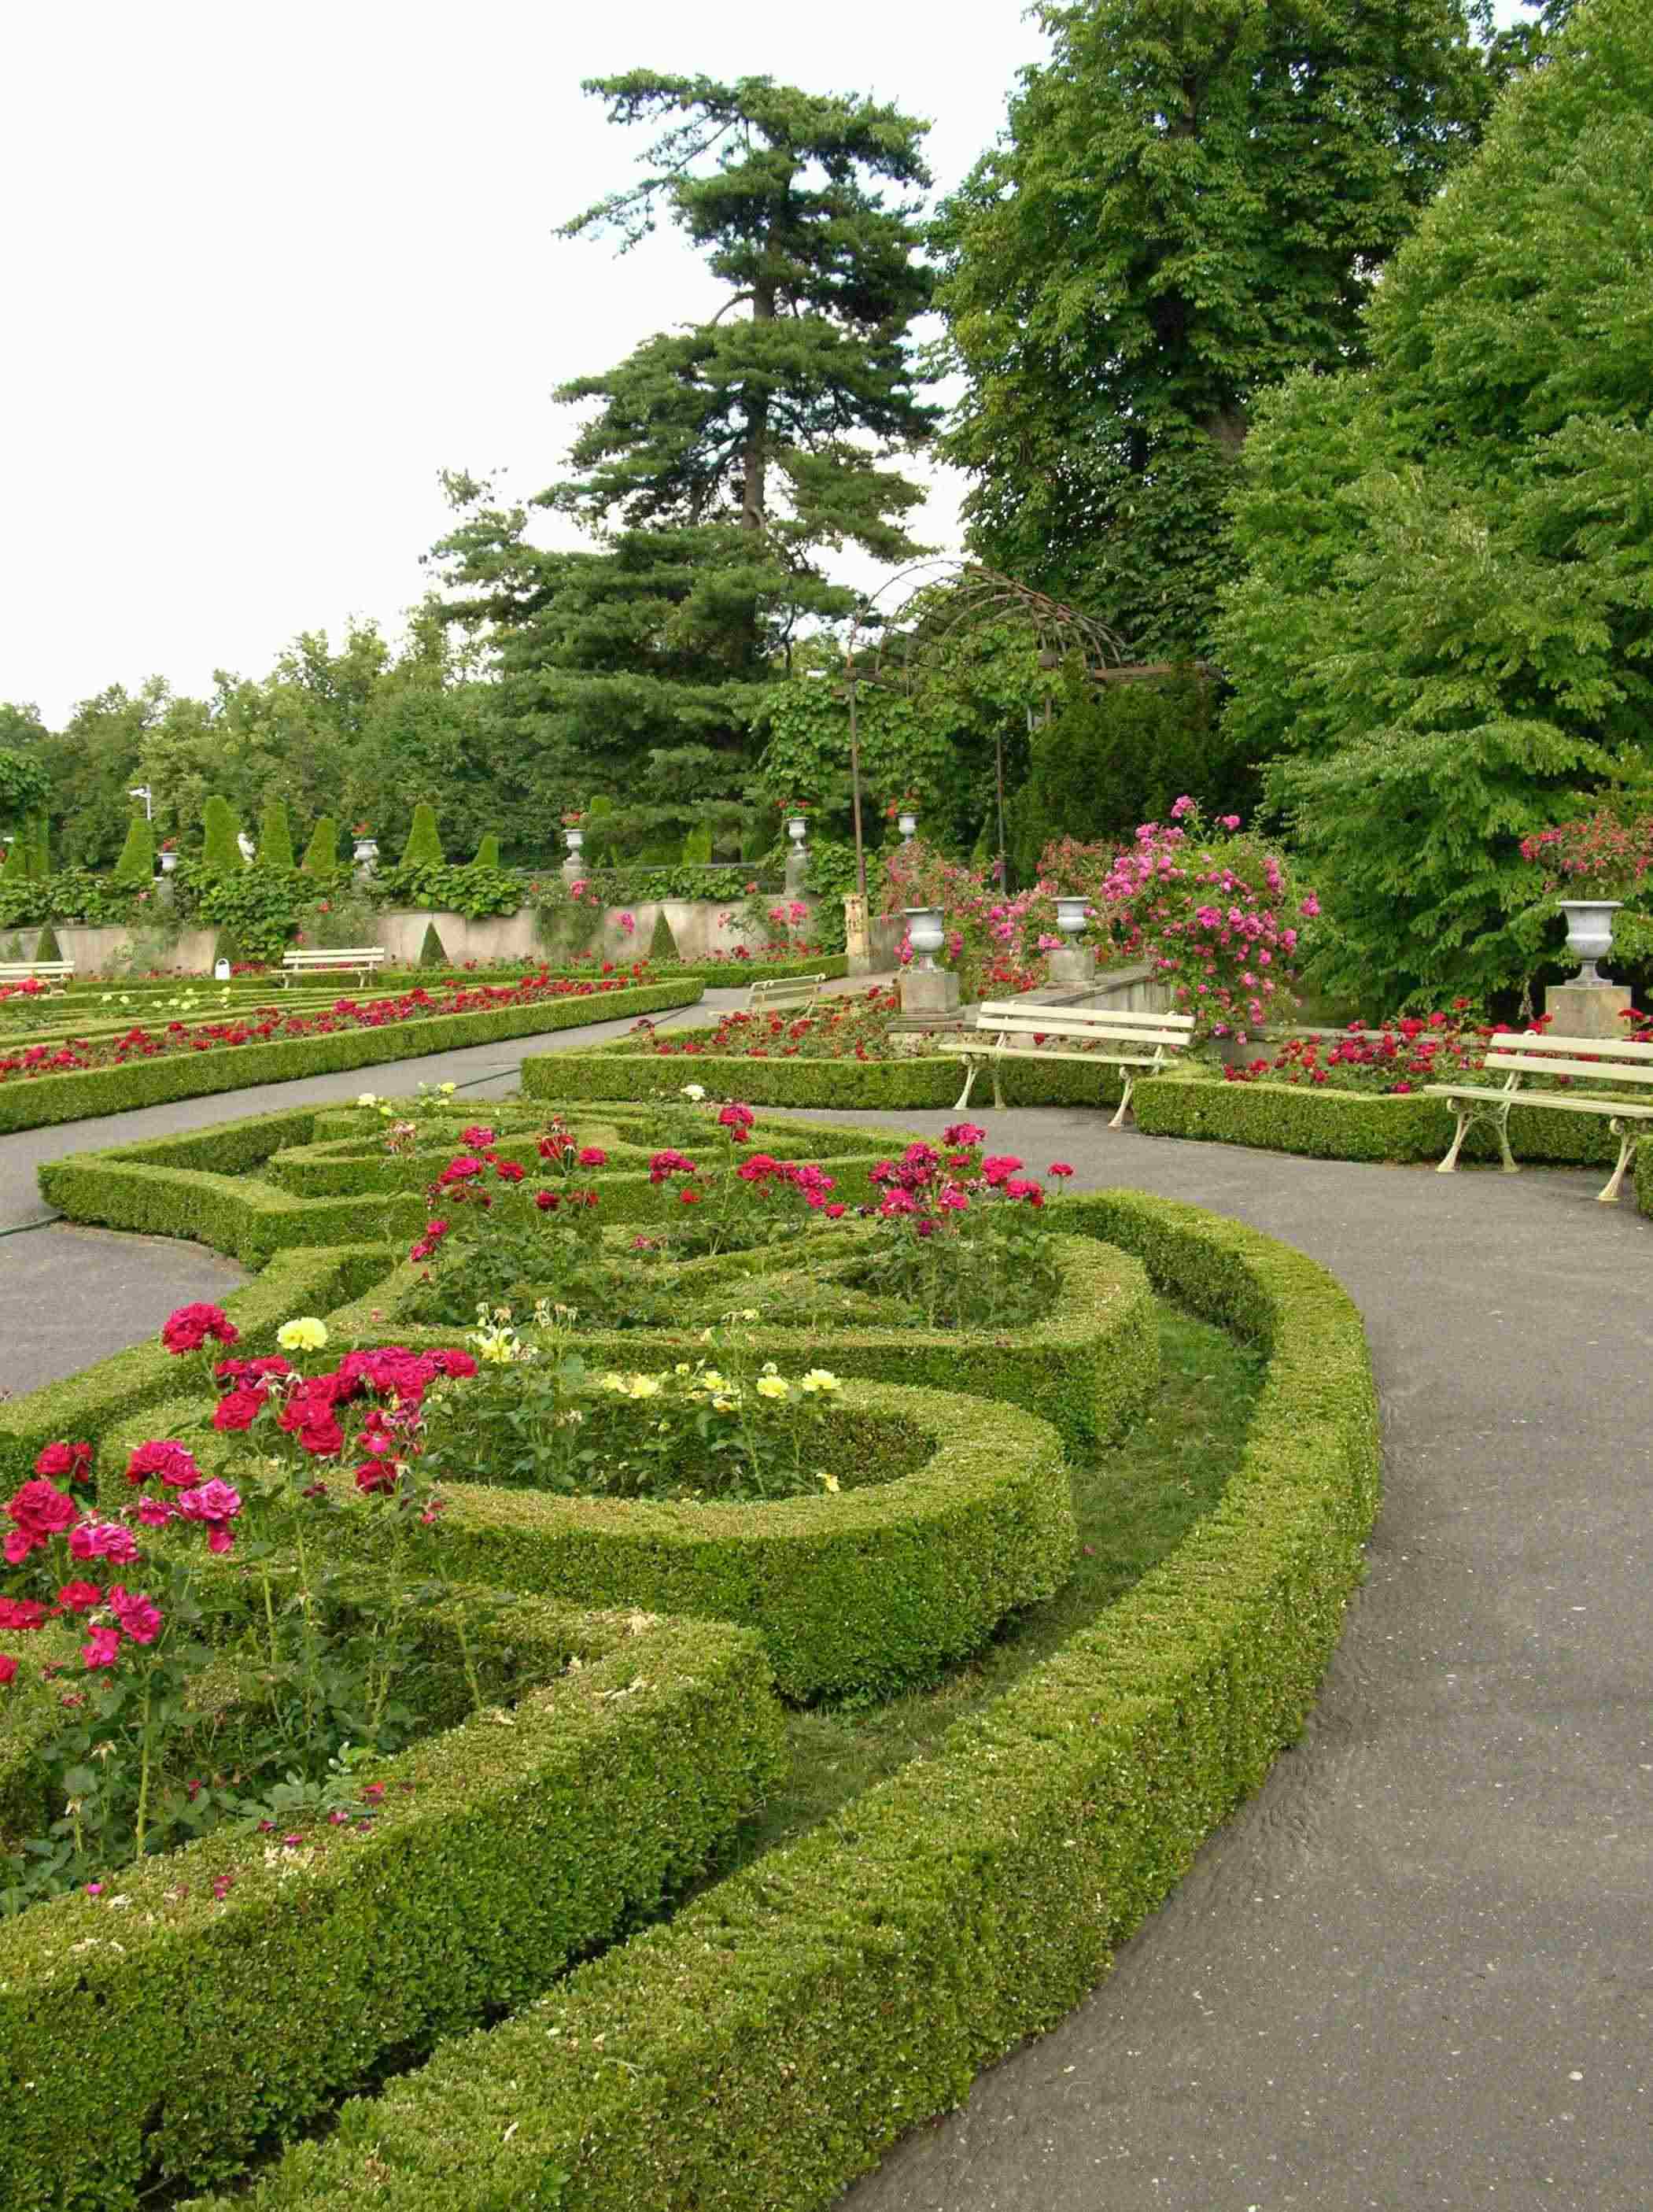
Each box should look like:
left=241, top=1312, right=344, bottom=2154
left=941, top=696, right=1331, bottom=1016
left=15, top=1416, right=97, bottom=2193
left=1427, top=1084, right=1653, bottom=1118
left=975, top=1021, right=1194, bottom=1050
left=1479, top=1054, right=1653, bottom=1084
left=1482, top=1030, right=1653, bottom=1062
left=976, top=1002, right=1193, bottom=1030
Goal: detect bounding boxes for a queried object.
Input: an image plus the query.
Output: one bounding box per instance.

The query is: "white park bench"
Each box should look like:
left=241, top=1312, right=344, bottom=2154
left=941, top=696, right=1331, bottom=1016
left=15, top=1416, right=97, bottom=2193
left=279, top=947, right=387, bottom=988
left=1426, top=1027, right=1653, bottom=1202
left=946, top=1001, right=1195, bottom=1124
left=746, top=973, right=828, bottom=1017
left=0, top=961, right=75, bottom=994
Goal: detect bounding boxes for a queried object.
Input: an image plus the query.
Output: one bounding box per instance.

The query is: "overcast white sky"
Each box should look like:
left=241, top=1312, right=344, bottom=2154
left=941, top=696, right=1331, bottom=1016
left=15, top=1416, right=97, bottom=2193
left=0, top=0, right=1051, bottom=726
left=2, top=0, right=1529, bottom=729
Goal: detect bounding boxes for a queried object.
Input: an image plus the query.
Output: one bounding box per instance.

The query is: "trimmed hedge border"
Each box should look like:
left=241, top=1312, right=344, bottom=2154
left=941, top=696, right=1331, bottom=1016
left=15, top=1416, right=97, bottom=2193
left=1637, top=1137, right=1653, bottom=1218
left=0, top=977, right=705, bottom=1133
left=37, top=1110, right=919, bottom=1271
left=0, top=1599, right=783, bottom=2212
left=524, top=1030, right=1126, bottom=1110
left=187, top=1186, right=1380, bottom=2212
left=321, top=1228, right=1157, bottom=1458
left=234, top=1383, right=1078, bottom=1703
left=1134, top=1069, right=1619, bottom=1165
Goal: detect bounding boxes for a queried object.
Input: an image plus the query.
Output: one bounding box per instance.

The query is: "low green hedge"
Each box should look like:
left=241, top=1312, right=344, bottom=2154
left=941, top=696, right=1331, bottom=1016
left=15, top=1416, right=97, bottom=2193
left=1637, top=1137, right=1653, bottom=1218
left=40, top=1123, right=908, bottom=1270
left=1134, top=1069, right=1618, bottom=1165
left=323, top=1228, right=1157, bottom=1458
left=0, top=1243, right=390, bottom=1483
left=525, top=1031, right=1125, bottom=1110
left=0, top=1598, right=782, bottom=2212
left=297, top=1383, right=1076, bottom=1702
left=188, top=1186, right=1380, bottom=2212
left=0, top=978, right=705, bottom=1133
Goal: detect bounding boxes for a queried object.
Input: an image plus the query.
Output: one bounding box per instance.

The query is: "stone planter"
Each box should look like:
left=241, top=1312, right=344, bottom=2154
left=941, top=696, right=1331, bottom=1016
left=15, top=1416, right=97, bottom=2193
left=1558, top=899, right=1620, bottom=985
left=897, top=811, right=917, bottom=842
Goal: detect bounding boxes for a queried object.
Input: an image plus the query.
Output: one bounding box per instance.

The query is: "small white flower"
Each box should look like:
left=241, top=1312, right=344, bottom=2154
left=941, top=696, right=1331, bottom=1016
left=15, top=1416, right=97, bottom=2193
left=681, top=1084, right=707, bottom=1102
left=356, top=1092, right=378, bottom=1108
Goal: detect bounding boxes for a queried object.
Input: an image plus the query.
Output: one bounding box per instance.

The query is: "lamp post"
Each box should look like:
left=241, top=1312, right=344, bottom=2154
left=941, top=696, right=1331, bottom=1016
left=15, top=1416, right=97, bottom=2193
left=127, top=785, right=153, bottom=822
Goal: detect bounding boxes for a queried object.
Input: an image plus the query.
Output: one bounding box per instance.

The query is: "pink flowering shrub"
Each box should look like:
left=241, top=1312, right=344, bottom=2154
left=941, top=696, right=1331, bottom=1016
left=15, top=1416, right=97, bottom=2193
left=1520, top=809, right=1653, bottom=899
left=879, top=838, right=1053, bottom=997
left=1059, top=798, right=1319, bottom=1042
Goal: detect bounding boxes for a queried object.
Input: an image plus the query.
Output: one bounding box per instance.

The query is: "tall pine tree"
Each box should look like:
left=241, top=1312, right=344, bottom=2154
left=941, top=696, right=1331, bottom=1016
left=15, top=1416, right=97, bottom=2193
left=932, top=0, right=1498, bottom=657
left=434, top=73, right=937, bottom=854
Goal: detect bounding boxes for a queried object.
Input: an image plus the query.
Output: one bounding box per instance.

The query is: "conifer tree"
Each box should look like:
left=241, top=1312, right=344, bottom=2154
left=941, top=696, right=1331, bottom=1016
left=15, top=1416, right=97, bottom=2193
left=434, top=73, right=935, bottom=852
left=473, top=833, right=500, bottom=868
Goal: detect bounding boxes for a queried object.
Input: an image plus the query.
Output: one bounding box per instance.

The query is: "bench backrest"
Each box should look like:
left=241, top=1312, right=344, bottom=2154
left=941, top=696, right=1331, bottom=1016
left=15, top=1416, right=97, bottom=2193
left=282, top=947, right=385, bottom=965
left=976, top=1001, right=1194, bottom=1047
left=747, top=974, right=825, bottom=1013
left=0, top=962, right=75, bottom=980
left=1484, top=1030, right=1653, bottom=1086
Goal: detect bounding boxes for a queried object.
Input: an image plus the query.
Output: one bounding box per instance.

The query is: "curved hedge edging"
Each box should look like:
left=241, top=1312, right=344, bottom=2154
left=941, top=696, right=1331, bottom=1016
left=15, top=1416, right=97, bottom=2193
left=525, top=1032, right=1125, bottom=1110
left=0, top=977, right=705, bottom=1133
left=283, top=1383, right=1076, bottom=1703
left=321, top=1228, right=1157, bottom=1458
left=1634, top=1136, right=1652, bottom=1219
left=1134, top=1069, right=1618, bottom=1165
left=0, top=1600, right=784, bottom=2212
left=188, top=1187, right=1380, bottom=2212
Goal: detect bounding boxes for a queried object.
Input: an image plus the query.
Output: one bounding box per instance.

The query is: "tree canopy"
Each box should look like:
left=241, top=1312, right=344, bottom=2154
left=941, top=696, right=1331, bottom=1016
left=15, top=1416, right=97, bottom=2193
left=931, top=0, right=1500, bottom=659
left=1219, top=0, right=1653, bottom=1006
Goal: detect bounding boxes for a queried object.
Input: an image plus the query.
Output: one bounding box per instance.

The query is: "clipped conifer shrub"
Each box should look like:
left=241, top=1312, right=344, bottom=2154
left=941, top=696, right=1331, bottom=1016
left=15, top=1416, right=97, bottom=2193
left=256, top=796, right=296, bottom=871
left=111, top=814, right=155, bottom=885
left=301, top=814, right=339, bottom=874
left=200, top=796, right=242, bottom=876
left=649, top=908, right=680, bottom=962
left=418, top=921, right=448, bottom=968
left=401, top=802, right=445, bottom=868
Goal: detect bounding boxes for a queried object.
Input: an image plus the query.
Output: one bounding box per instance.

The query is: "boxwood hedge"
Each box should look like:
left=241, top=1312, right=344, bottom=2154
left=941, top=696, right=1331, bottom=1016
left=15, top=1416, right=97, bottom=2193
left=183, top=1185, right=1380, bottom=2212
left=0, top=1596, right=782, bottom=2212
left=1134, top=1068, right=1619, bottom=1166
left=522, top=1026, right=1127, bottom=1111
left=242, top=1383, right=1078, bottom=1703
left=0, top=977, right=705, bottom=1134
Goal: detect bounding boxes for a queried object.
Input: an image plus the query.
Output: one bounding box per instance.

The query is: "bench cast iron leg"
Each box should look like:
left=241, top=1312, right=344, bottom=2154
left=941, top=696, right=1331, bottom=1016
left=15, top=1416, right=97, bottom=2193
left=1109, top=1070, right=1134, bottom=1131
left=1599, top=1121, right=1634, bottom=1204
left=1494, top=1104, right=1518, bottom=1173
left=954, top=1059, right=980, bottom=1112
left=1436, top=1106, right=1471, bottom=1173
left=991, top=1055, right=1006, bottom=1112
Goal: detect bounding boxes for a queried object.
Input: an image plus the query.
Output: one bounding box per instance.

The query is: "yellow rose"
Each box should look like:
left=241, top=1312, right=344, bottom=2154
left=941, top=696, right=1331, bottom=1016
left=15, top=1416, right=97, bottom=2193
left=627, top=1375, right=662, bottom=1399
left=800, top=1369, right=842, bottom=1394
left=819, top=1472, right=840, bottom=1493
left=356, top=1093, right=378, bottom=1108
left=755, top=1376, right=789, bottom=1400
left=275, top=1316, right=329, bottom=1353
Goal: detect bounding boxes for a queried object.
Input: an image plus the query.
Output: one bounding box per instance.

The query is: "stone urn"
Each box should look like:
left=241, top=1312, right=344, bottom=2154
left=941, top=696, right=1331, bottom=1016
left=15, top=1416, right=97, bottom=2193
left=786, top=817, right=808, bottom=847
left=903, top=906, right=946, bottom=973
left=159, top=851, right=179, bottom=876
left=1559, top=899, right=1620, bottom=985
left=564, top=827, right=585, bottom=856
left=897, top=810, right=917, bottom=842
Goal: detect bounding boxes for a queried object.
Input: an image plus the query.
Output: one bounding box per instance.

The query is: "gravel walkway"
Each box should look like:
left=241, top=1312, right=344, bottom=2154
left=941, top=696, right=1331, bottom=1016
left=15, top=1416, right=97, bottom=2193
left=2, top=1064, right=1649, bottom=2210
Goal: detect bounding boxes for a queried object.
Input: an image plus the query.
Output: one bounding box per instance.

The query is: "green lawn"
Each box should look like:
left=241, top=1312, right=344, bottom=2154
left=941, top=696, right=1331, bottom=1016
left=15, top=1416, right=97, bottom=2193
left=729, top=1303, right=1267, bottom=1863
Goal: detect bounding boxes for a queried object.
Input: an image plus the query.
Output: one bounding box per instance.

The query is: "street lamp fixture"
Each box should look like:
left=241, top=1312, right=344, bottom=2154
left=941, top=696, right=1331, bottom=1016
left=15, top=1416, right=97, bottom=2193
left=127, top=786, right=153, bottom=822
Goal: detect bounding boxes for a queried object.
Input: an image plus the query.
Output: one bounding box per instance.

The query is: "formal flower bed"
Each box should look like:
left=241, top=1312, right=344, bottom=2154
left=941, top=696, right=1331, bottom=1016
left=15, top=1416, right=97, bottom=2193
left=394, top=1109, right=1074, bottom=1342
left=1222, top=1002, right=1496, bottom=1093
left=0, top=973, right=652, bottom=1085
left=2, top=1096, right=1384, bottom=2211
